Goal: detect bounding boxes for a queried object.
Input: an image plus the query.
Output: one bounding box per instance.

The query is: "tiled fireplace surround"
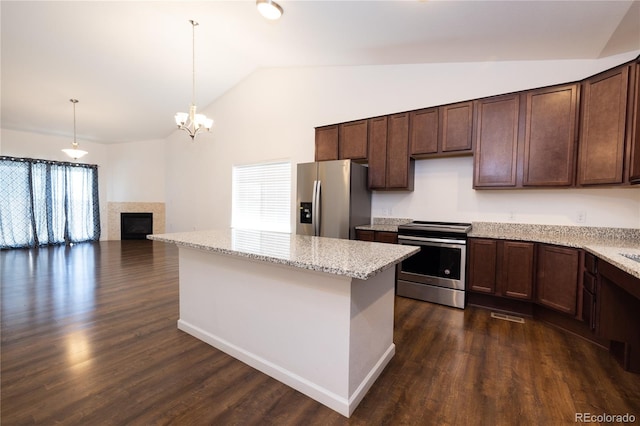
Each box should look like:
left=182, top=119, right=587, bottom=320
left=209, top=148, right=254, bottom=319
left=107, top=202, right=166, bottom=240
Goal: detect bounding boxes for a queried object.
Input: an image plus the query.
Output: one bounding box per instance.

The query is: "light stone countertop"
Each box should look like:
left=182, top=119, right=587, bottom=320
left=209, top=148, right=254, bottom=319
left=355, top=224, right=401, bottom=232
left=148, top=229, right=419, bottom=280
left=468, top=222, right=640, bottom=279
left=355, top=217, right=413, bottom=233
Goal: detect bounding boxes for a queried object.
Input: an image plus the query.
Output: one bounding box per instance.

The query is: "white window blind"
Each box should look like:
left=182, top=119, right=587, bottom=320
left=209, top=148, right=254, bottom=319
left=232, top=161, right=291, bottom=233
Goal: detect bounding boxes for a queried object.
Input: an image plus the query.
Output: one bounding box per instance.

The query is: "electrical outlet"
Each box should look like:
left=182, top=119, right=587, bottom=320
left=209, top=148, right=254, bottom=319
left=576, top=211, right=586, bottom=223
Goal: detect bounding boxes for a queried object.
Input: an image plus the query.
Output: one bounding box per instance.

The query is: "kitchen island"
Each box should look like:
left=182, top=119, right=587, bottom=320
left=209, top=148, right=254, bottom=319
left=148, top=229, right=419, bottom=417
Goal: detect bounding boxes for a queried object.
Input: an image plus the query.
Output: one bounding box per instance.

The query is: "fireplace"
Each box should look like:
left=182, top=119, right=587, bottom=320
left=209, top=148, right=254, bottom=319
left=121, top=213, right=153, bottom=240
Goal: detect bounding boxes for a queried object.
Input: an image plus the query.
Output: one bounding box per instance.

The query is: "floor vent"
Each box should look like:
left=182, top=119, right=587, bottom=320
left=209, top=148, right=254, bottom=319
left=490, top=312, right=525, bottom=324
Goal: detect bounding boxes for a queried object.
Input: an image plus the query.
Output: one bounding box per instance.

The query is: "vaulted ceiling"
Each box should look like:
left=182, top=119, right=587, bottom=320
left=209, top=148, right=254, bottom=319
left=2, top=1, right=639, bottom=144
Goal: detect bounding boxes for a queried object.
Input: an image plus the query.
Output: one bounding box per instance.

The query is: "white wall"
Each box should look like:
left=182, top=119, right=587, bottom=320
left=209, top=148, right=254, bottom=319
left=374, top=157, right=640, bottom=227
left=107, top=139, right=165, bottom=202
left=165, top=51, right=640, bottom=232
left=1, top=128, right=166, bottom=239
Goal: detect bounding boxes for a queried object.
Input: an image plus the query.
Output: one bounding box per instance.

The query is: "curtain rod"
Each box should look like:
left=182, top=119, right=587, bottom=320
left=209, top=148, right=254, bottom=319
left=0, top=156, right=99, bottom=169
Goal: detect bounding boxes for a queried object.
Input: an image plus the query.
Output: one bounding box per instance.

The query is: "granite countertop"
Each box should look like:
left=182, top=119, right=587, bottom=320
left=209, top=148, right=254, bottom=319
left=355, top=217, right=413, bottom=233
left=468, top=222, right=640, bottom=279
left=355, top=224, right=401, bottom=232
left=148, top=229, right=419, bottom=280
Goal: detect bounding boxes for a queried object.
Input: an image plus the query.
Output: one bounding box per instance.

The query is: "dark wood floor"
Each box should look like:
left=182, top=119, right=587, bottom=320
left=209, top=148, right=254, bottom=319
left=2, top=241, right=639, bottom=425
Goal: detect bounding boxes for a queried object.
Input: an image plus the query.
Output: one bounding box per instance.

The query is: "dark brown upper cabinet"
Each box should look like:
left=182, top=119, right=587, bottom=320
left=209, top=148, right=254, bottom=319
left=314, top=125, right=339, bottom=161
left=386, top=113, right=414, bottom=190
left=474, top=84, right=580, bottom=189
left=339, top=119, right=368, bottom=161
left=410, top=101, right=473, bottom=158
left=316, top=56, right=640, bottom=189
left=630, top=60, right=640, bottom=184
left=367, top=116, right=388, bottom=189
left=368, top=114, right=414, bottom=191
left=409, top=108, right=439, bottom=155
left=473, top=94, right=520, bottom=188
left=523, top=84, right=579, bottom=187
left=577, top=63, right=631, bottom=185
left=441, top=101, right=474, bottom=153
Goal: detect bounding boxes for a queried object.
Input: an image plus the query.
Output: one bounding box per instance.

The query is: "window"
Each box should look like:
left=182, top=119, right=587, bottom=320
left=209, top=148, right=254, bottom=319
left=0, top=156, right=100, bottom=248
left=232, top=161, right=291, bottom=233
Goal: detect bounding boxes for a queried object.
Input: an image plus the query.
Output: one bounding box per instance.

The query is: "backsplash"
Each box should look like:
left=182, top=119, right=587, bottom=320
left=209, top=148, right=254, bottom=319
left=372, top=217, right=413, bottom=226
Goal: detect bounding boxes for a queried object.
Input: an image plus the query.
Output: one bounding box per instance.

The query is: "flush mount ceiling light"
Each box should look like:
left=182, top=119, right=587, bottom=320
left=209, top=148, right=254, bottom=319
left=256, top=0, right=283, bottom=20
left=174, top=20, right=213, bottom=140
left=62, top=99, right=88, bottom=160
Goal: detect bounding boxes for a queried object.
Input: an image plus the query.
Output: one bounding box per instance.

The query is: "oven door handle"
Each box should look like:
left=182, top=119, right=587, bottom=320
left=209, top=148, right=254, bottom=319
left=398, top=236, right=466, bottom=246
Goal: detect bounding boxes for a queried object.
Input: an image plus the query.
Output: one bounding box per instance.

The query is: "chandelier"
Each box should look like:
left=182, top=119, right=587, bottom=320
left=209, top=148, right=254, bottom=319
left=62, top=99, right=88, bottom=160
left=174, top=20, right=213, bottom=140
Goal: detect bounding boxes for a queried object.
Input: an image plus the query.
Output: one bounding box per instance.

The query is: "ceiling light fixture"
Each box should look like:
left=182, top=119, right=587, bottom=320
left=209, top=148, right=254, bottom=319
left=62, top=99, right=88, bottom=160
left=256, top=0, right=283, bottom=20
left=175, top=20, right=213, bottom=140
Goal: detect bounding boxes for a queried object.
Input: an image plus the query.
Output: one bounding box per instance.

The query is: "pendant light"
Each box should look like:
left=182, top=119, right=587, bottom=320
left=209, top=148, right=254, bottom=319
left=257, top=0, right=283, bottom=20
left=62, top=99, right=88, bottom=160
left=174, top=20, right=213, bottom=140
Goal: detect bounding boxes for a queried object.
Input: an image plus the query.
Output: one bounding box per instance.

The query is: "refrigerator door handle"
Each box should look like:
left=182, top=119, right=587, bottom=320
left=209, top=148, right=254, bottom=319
left=311, top=180, right=318, bottom=236
left=313, top=180, right=321, bottom=236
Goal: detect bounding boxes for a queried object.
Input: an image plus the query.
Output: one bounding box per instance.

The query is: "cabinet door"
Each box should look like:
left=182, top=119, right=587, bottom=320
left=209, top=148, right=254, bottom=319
left=536, top=244, right=579, bottom=315
left=375, top=231, right=398, bottom=244
left=368, top=116, right=388, bottom=189
left=500, top=241, right=534, bottom=300
left=441, top=101, right=473, bottom=153
left=474, top=94, right=520, bottom=187
left=523, top=84, right=578, bottom=186
left=409, top=108, right=438, bottom=156
left=339, top=120, right=368, bottom=160
left=630, top=61, right=640, bottom=183
left=387, top=113, right=412, bottom=189
left=355, top=229, right=375, bottom=241
left=467, top=238, right=497, bottom=294
left=578, top=64, right=630, bottom=185
left=315, top=125, right=339, bottom=161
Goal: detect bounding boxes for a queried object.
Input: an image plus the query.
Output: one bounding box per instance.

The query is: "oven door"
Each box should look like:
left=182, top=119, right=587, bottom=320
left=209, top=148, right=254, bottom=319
left=398, top=236, right=466, bottom=290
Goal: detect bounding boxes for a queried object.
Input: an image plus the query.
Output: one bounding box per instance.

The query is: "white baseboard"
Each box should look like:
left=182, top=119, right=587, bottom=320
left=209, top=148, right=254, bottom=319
left=178, top=319, right=395, bottom=417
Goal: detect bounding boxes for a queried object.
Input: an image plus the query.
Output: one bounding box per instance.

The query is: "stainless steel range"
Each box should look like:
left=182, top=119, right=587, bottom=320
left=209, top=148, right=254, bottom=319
left=396, top=221, right=472, bottom=309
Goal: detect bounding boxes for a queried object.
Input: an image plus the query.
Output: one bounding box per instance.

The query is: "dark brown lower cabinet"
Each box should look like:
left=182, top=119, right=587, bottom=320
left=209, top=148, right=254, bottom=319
left=499, top=241, right=535, bottom=300
left=596, top=260, right=640, bottom=373
left=355, top=229, right=398, bottom=244
left=468, top=239, right=639, bottom=374
left=468, top=238, right=498, bottom=294
left=467, top=238, right=534, bottom=300
left=535, top=244, right=580, bottom=316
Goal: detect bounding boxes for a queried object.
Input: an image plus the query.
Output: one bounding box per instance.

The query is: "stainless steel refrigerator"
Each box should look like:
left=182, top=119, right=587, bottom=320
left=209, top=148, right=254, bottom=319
left=296, top=160, right=371, bottom=239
